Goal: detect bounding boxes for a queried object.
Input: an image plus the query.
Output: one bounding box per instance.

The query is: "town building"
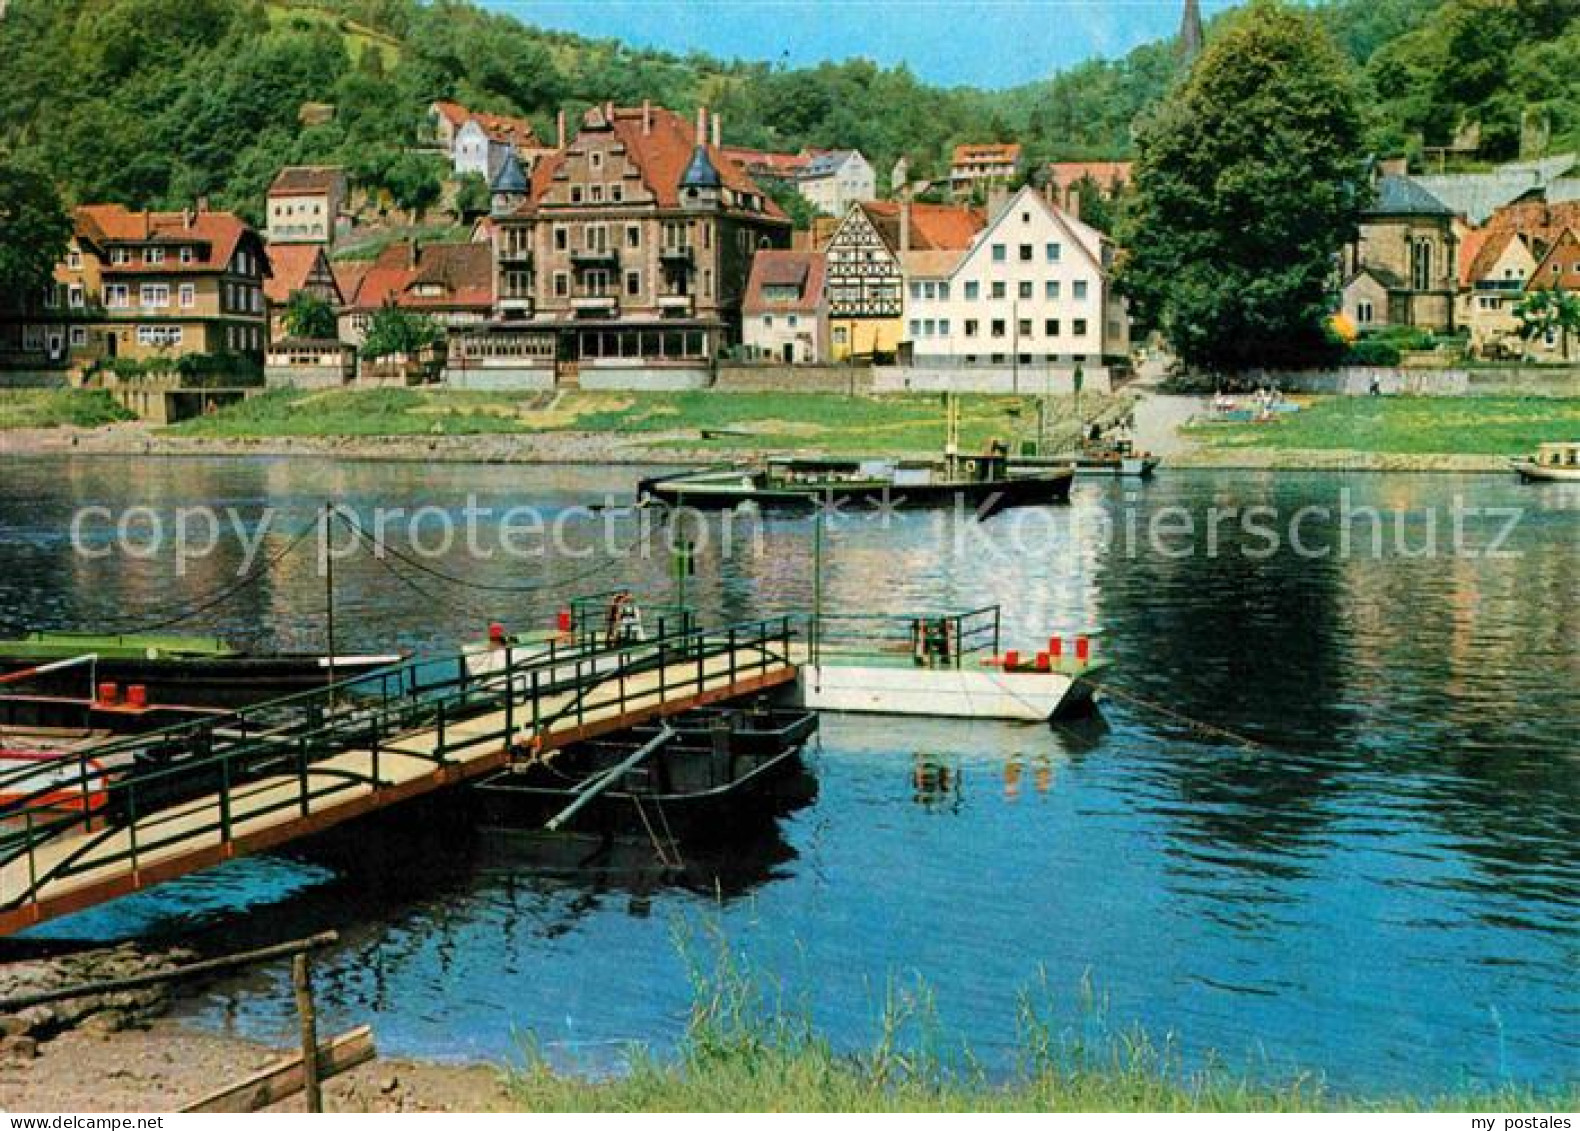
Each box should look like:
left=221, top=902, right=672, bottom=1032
left=265, top=166, right=347, bottom=246
left=823, top=199, right=984, bottom=362
left=1458, top=231, right=1537, bottom=357
left=718, top=147, right=877, bottom=218
left=337, top=240, right=493, bottom=347
left=1526, top=227, right=1580, bottom=293
left=428, top=100, right=552, bottom=182
left=263, top=243, right=343, bottom=342
left=456, top=102, right=791, bottom=388
left=899, top=184, right=1130, bottom=389
left=1340, top=174, right=1458, bottom=332
left=1042, top=161, right=1132, bottom=217
left=1414, top=155, right=1579, bottom=226
left=949, top=143, right=1023, bottom=201
left=0, top=204, right=269, bottom=377
left=741, top=250, right=828, bottom=363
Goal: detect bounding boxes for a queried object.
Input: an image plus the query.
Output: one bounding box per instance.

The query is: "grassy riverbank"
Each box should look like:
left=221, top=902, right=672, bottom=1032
left=0, top=390, right=133, bottom=430
left=505, top=963, right=1574, bottom=1113
left=1184, top=396, right=1580, bottom=460
left=163, top=388, right=1119, bottom=455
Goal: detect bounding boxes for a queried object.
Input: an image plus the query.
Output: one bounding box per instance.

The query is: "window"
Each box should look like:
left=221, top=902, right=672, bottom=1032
left=991, top=319, right=1006, bottom=338
left=1411, top=239, right=1434, bottom=291
left=910, top=282, right=923, bottom=300
left=1019, top=244, right=1033, bottom=262
left=1045, top=319, right=1060, bottom=336
left=1046, top=243, right=1061, bottom=262
left=554, top=272, right=569, bottom=297
left=145, top=247, right=164, bottom=265
left=1073, top=319, right=1088, bottom=336
left=909, top=319, right=921, bottom=337
left=833, top=326, right=848, bottom=344
left=924, top=282, right=936, bottom=300
left=109, top=248, right=130, bottom=265
left=965, top=319, right=979, bottom=337
left=70, top=326, right=87, bottom=347
left=964, top=281, right=979, bottom=300
left=626, top=225, right=640, bottom=249
left=1045, top=280, right=1061, bottom=300
left=991, top=243, right=1006, bottom=262
left=1018, top=281, right=1033, bottom=300
left=590, top=152, right=604, bottom=171
left=1357, top=301, right=1374, bottom=323
left=590, top=185, right=604, bottom=203
left=626, top=270, right=641, bottom=297
left=104, top=285, right=129, bottom=308
left=991, top=281, right=1006, bottom=299
left=938, top=319, right=950, bottom=335
left=1073, top=280, right=1088, bottom=300
left=570, top=186, right=583, bottom=204
left=611, top=184, right=624, bottom=203
left=137, top=325, right=183, bottom=347
left=554, top=226, right=568, bottom=251
left=180, top=247, right=194, bottom=264
left=788, top=315, right=798, bottom=328
left=939, top=282, right=950, bottom=301
left=1019, top=319, right=1032, bottom=337
left=923, top=319, right=936, bottom=335
left=1021, top=211, right=1031, bottom=223
left=139, top=284, right=170, bottom=308
left=67, top=250, right=82, bottom=269
left=68, top=284, right=84, bottom=309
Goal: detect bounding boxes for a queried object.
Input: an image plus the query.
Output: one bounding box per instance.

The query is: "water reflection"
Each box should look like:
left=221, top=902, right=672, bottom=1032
left=0, top=458, right=1575, bottom=1095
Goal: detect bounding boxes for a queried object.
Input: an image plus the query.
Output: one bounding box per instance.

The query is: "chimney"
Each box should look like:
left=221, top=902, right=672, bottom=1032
left=900, top=198, right=912, bottom=254
left=604, top=100, right=614, bottom=122
left=643, top=99, right=652, bottom=136
left=196, top=195, right=210, bottom=214
left=696, top=105, right=707, bottom=145
left=409, top=240, right=421, bottom=269
left=1067, top=188, right=1081, bottom=222
left=183, top=206, right=195, bottom=230
left=711, top=112, right=721, bottom=149
left=557, top=109, right=566, bottom=149
left=987, top=184, right=1010, bottom=225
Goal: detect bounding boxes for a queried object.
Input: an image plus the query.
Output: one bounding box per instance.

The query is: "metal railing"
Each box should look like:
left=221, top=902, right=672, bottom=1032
left=809, top=606, right=1000, bottom=669
left=0, top=616, right=797, bottom=918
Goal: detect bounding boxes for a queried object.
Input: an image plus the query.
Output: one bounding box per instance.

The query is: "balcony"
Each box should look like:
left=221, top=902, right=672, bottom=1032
left=657, top=294, right=694, bottom=316
left=570, top=248, right=618, bottom=269
left=571, top=295, right=618, bottom=315
left=659, top=245, right=694, bottom=268
left=498, top=244, right=533, bottom=265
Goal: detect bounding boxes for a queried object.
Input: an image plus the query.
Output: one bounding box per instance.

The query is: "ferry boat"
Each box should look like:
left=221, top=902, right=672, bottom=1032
left=1510, top=441, right=1580, bottom=482
left=639, top=454, right=1074, bottom=518
left=1013, top=441, right=1160, bottom=479
left=0, top=632, right=404, bottom=707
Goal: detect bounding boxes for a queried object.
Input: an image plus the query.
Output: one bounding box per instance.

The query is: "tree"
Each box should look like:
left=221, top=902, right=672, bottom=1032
left=360, top=305, right=444, bottom=360
left=1118, top=0, right=1366, bottom=373
left=282, top=291, right=340, bottom=341
left=1514, top=288, right=1580, bottom=361
left=0, top=164, right=72, bottom=304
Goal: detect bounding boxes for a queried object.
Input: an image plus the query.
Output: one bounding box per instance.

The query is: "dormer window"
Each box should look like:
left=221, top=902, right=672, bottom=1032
left=180, top=247, right=194, bottom=264
left=590, top=152, right=604, bottom=171
left=67, top=249, right=82, bottom=270
left=110, top=248, right=129, bottom=265
left=145, top=247, right=165, bottom=265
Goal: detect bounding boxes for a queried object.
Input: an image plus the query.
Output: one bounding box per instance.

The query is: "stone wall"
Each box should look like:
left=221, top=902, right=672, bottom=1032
left=874, top=364, right=1116, bottom=395
left=0, top=371, right=68, bottom=389
left=712, top=363, right=873, bottom=393
left=576, top=365, right=711, bottom=391
left=1255, top=367, right=1580, bottom=397
left=265, top=364, right=351, bottom=390
left=443, top=366, right=555, bottom=391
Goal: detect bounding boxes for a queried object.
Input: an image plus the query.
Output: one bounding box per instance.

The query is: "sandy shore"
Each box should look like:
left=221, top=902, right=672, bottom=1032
left=0, top=1019, right=513, bottom=1113
left=0, top=419, right=1513, bottom=472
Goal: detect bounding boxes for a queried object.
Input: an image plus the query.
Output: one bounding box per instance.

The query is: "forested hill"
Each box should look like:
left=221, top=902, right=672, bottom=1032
left=2, top=0, right=1577, bottom=224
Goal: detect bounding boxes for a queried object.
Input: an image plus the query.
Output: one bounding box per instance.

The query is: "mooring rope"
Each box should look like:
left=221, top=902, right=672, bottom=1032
left=1085, top=679, right=1271, bottom=750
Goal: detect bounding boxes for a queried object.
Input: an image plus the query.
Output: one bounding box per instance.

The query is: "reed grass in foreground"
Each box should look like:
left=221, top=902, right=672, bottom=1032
left=505, top=951, right=1576, bottom=1112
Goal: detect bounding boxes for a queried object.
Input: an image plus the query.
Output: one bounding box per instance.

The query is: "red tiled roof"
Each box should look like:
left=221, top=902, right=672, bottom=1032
left=75, top=204, right=262, bottom=275
left=952, top=143, right=1022, bottom=167
left=346, top=242, right=492, bottom=312
left=331, top=260, right=372, bottom=306
left=1045, top=161, right=1133, bottom=190
left=720, top=147, right=810, bottom=178
left=264, top=244, right=341, bottom=305
left=431, top=100, right=471, bottom=128
left=435, top=99, right=540, bottom=148
left=268, top=166, right=344, bottom=197
left=858, top=201, right=985, bottom=253
left=744, top=250, right=825, bottom=313
left=527, top=106, right=787, bottom=220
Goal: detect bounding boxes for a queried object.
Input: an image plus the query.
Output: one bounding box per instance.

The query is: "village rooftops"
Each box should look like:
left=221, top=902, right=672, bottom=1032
left=1366, top=175, right=1457, bottom=218
left=74, top=204, right=265, bottom=276
left=519, top=104, right=788, bottom=220
left=1045, top=161, right=1133, bottom=190
left=267, top=166, right=345, bottom=197
left=345, top=241, right=493, bottom=312
left=952, top=143, right=1023, bottom=167
left=743, top=250, right=826, bottom=314
left=263, top=244, right=333, bottom=305
left=432, top=99, right=541, bottom=148
left=857, top=200, right=986, bottom=253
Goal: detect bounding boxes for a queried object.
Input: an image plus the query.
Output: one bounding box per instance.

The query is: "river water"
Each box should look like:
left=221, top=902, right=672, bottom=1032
left=0, top=456, right=1574, bottom=1097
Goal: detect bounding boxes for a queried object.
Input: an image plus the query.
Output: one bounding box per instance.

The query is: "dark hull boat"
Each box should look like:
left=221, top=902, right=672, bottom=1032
left=475, top=705, right=819, bottom=841
left=639, top=455, right=1073, bottom=518
left=0, top=632, right=404, bottom=708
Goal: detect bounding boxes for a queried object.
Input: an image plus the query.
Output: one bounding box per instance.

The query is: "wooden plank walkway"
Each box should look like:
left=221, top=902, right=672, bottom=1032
left=0, top=643, right=795, bottom=936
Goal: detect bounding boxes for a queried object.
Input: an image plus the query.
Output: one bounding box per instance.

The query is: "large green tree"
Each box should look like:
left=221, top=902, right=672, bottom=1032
left=0, top=164, right=72, bottom=304
left=360, top=306, right=444, bottom=360
left=1514, top=288, right=1580, bottom=361
left=282, top=292, right=340, bottom=341
left=1119, top=0, right=1365, bottom=373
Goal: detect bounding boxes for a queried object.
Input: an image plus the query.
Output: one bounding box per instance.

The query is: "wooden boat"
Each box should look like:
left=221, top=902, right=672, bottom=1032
left=0, top=632, right=404, bottom=708
left=1510, top=441, right=1580, bottom=482
left=474, top=705, right=819, bottom=840
left=638, top=454, right=1073, bottom=518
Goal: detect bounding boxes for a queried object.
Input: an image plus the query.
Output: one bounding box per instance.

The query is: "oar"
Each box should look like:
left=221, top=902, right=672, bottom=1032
left=544, top=725, right=674, bottom=832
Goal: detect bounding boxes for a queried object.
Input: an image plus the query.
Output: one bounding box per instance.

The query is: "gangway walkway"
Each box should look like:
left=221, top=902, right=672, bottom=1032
left=0, top=617, right=798, bottom=936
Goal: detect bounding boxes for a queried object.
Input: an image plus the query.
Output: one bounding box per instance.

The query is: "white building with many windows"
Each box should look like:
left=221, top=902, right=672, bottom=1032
left=896, top=185, right=1130, bottom=391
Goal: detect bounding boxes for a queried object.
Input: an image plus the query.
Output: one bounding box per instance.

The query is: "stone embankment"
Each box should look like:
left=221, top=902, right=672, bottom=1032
left=0, top=944, right=195, bottom=1061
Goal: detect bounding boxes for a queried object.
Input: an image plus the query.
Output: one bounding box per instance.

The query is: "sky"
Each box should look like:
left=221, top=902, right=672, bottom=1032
left=476, top=0, right=1236, bottom=89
